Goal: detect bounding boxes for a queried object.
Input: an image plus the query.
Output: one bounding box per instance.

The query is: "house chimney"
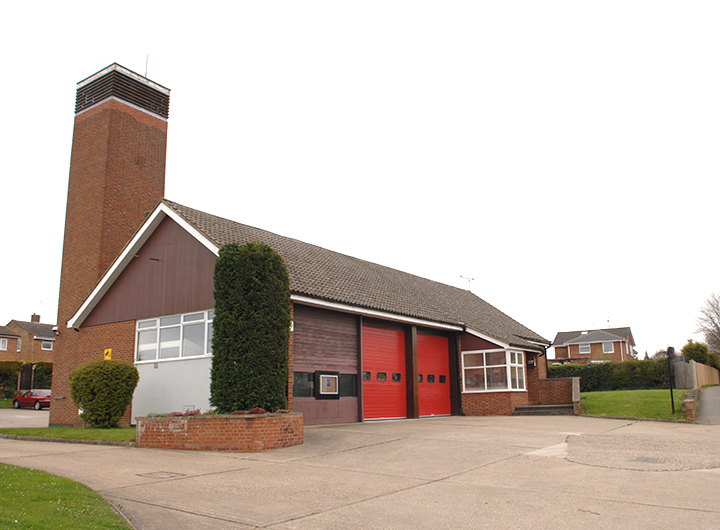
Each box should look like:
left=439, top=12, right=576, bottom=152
left=31, top=314, right=40, bottom=323
left=51, top=64, right=170, bottom=426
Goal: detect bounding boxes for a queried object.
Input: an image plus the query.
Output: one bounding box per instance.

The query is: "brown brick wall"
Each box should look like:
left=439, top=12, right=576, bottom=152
left=51, top=93, right=167, bottom=427
left=461, top=391, right=530, bottom=416
left=4, top=323, right=54, bottom=363
left=51, top=320, right=136, bottom=427
left=538, top=377, right=573, bottom=405
left=135, top=413, right=304, bottom=452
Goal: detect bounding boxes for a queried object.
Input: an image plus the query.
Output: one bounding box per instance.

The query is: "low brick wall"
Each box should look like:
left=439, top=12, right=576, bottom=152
left=135, top=413, right=304, bottom=452
left=539, top=377, right=580, bottom=414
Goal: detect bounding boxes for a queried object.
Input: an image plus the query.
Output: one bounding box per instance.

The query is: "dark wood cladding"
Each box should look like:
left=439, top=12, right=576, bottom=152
left=461, top=332, right=503, bottom=351
left=76, top=70, right=170, bottom=118
left=293, top=304, right=358, bottom=373
left=83, top=217, right=216, bottom=327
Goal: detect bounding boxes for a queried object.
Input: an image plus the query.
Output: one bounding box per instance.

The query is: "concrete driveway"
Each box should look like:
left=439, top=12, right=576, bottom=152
left=0, top=415, right=719, bottom=529
left=0, top=406, right=49, bottom=428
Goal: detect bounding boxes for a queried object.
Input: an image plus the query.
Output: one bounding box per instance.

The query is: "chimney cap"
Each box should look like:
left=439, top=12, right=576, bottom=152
left=78, top=63, right=170, bottom=95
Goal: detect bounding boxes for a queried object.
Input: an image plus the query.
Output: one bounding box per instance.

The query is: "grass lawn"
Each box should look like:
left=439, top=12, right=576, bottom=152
left=581, top=388, right=690, bottom=420
left=0, top=399, right=13, bottom=408
left=0, top=464, right=131, bottom=528
left=0, top=426, right=136, bottom=442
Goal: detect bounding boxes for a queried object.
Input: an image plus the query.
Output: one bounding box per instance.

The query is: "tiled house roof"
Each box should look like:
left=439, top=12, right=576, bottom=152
left=164, top=200, right=550, bottom=352
left=12, top=321, right=56, bottom=342
left=0, top=326, right=19, bottom=338
left=552, top=327, right=633, bottom=347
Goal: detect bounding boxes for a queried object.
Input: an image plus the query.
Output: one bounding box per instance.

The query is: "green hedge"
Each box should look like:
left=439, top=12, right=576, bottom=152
left=548, top=359, right=670, bottom=392
left=210, top=242, right=291, bottom=414
left=69, top=360, right=139, bottom=428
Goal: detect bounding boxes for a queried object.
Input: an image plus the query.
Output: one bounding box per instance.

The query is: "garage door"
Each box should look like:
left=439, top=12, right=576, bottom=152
left=362, top=326, right=406, bottom=420
left=418, top=334, right=451, bottom=417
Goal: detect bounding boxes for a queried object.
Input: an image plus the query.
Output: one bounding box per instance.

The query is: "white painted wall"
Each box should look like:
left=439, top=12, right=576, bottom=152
left=132, top=357, right=212, bottom=422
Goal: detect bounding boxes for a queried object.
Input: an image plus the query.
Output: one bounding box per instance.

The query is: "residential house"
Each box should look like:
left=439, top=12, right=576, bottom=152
left=2, top=315, right=55, bottom=363
left=552, top=327, right=636, bottom=363
left=0, top=326, right=20, bottom=359
left=50, top=63, right=570, bottom=427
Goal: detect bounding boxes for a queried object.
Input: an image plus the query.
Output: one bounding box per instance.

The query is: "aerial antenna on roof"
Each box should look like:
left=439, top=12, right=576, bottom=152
left=460, top=275, right=475, bottom=291
left=145, top=55, right=149, bottom=77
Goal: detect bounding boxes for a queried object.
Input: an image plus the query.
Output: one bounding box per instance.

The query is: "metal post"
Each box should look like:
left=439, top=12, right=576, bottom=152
left=667, top=347, right=675, bottom=414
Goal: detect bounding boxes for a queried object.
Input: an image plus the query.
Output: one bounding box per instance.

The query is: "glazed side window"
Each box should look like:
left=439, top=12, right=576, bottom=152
left=427, top=374, right=435, bottom=383
left=392, top=373, right=402, bottom=382
left=377, top=372, right=387, bottom=382
left=363, top=371, right=371, bottom=381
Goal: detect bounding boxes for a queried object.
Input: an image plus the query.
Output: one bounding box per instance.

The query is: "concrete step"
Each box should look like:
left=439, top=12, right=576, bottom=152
left=512, top=404, right=575, bottom=416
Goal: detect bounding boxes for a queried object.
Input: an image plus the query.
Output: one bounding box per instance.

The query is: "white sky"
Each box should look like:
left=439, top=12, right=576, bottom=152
left=2, top=2, right=719, bottom=358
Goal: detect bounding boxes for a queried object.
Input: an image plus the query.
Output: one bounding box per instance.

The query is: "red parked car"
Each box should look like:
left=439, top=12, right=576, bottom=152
left=13, top=389, right=52, bottom=410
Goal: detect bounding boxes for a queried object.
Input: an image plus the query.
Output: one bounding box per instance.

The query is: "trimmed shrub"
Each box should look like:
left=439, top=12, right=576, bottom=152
left=69, top=360, right=139, bottom=428
left=681, top=339, right=710, bottom=365
left=210, top=242, right=291, bottom=414
left=548, top=359, right=671, bottom=392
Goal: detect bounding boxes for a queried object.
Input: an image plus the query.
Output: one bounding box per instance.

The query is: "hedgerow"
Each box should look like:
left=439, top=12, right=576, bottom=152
left=548, top=359, right=670, bottom=392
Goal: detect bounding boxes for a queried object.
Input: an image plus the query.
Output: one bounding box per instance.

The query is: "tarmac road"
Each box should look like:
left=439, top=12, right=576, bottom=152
left=0, top=413, right=719, bottom=529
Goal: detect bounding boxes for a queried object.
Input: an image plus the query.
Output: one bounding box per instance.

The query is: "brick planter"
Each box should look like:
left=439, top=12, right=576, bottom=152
left=135, top=413, right=304, bottom=452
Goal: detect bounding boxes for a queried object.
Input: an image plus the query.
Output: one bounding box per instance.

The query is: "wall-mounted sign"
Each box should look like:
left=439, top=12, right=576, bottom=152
left=314, top=371, right=339, bottom=400
left=104, top=348, right=112, bottom=360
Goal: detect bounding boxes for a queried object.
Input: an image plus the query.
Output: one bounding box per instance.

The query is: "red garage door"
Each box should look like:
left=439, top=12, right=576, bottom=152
left=362, top=326, right=406, bottom=420
left=418, top=334, right=451, bottom=417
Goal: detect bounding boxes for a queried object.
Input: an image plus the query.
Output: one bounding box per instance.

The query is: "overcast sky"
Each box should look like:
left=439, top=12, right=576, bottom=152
left=2, top=2, right=719, bottom=358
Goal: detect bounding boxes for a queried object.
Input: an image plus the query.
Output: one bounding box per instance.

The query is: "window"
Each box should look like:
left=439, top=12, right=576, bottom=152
left=602, top=342, right=614, bottom=354
left=462, top=350, right=526, bottom=392
left=135, top=310, right=214, bottom=362
left=41, top=340, right=53, bottom=351
left=17, top=339, right=21, bottom=352
left=293, top=373, right=357, bottom=398
left=0, top=339, right=6, bottom=351
left=579, top=344, right=591, bottom=354
left=377, top=372, right=387, bottom=382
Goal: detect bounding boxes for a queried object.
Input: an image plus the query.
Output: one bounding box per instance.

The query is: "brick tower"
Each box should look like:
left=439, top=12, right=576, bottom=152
left=50, top=64, right=170, bottom=426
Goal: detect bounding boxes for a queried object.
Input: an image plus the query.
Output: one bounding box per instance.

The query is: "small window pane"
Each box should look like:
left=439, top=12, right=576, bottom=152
left=427, top=374, right=435, bottom=383
left=464, top=368, right=485, bottom=390
left=17, top=339, right=21, bottom=352
left=207, top=321, right=213, bottom=354
left=183, top=312, right=204, bottom=323
left=486, top=366, right=508, bottom=389
left=207, top=309, right=215, bottom=320
left=486, top=351, right=507, bottom=366
left=339, top=374, right=357, bottom=397
left=138, top=319, right=156, bottom=329
left=137, top=329, right=157, bottom=361
left=391, top=373, right=402, bottom=382
left=511, top=367, right=519, bottom=389
left=159, top=326, right=181, bottom=359
left=362, top=371, right=371, bottom=381
left=377, top=372, right=387, bottom=382
left=603, top=342, right=614, bottom=353
left=510, top=352, right=516, bottom=364
left=579, top=344, right=591, bottom=354
left=182, top=323, right=205, bottom=357
left=517, top=352, right=524, bottom=365
left=293, top=372, right=313, bottom=397
left=464, top=353, right=484, bottom=367
left=42, top=340, right=53, bottom=351
left=160, top=315, right=181, bottom=327
left=439, top=375, right=446, bottom=383
left=418, top=374, right=423, bottom=383
left=517, top=367, right=525, bottom=389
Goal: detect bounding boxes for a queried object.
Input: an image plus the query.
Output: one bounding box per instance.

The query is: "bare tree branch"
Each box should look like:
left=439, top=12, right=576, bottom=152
left=697, top=292, right=720, bottom=353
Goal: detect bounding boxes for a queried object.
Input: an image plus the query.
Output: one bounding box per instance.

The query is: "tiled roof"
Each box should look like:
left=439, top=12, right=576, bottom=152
left=552, top=327, right=633, bottom=346
left=0, top=326, right=19, bottom=338
left=12, top=321, right=56, bottom=341
left=164, top=200, right=550, bottom=351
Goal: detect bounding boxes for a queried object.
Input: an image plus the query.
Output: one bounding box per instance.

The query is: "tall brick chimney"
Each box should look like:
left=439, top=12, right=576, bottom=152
left=51, top=64, right=170, bottom=426
left=31, top=314, right=40, bottom=323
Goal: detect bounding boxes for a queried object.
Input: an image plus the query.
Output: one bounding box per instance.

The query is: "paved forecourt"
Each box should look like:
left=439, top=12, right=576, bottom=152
left=0, top=414, right=719, bottom=529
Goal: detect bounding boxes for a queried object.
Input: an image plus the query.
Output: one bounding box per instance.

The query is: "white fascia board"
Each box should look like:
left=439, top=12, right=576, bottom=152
left=290, top=295, right=463, bottom=332
left=67, top=202, right=219, bottom=329
left=75, top=96, right=168, bottom=122
left=462, top=327, right=510, bottom=349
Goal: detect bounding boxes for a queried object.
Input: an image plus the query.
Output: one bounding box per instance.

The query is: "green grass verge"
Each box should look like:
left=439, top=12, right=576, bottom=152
left=0, top=464, right=131, bottom=528
left=0, top=427, right=136, bottom=442
left=581, top=388, right=690, bottom=420
left=0, top=399, right=13, bottom=408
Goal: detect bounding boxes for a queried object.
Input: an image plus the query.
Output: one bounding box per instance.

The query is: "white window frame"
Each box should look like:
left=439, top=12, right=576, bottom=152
left=0, top=338, right=6, bottom=351
left=461, top=349, right=526, bottom=393
left=135, top=309, right=214, bottom=364
left=602, top=342, right=614, bottom=354
left=17, top=339, right=21, bottom=352
left=41, top=340, right=53, bottom=351
left=579, top=343, right=591, bottom=354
